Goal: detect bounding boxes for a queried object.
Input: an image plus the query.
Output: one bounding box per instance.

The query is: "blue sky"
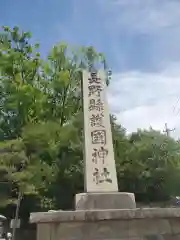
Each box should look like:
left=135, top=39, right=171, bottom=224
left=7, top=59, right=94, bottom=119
left=1, top=0, right=180, bottom=137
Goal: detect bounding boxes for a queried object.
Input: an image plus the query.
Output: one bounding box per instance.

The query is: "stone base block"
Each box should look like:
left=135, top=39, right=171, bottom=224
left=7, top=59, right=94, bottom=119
left=75, top=192, right=136, bottom=210
left=30, top=208, right=180, bottom=240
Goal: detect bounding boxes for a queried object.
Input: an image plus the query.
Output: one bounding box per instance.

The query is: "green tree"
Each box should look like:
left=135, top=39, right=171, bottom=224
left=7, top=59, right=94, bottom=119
left=118, top=128, right=180, bottom=202
left=0, top=26, right=42, bottom=139
left=0, top=25, right=109, bottom=214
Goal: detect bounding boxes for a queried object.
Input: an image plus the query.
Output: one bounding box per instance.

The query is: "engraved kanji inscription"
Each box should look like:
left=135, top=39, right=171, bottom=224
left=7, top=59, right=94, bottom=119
left=88, top=85, right=102, bottom=97
left=101, top=168, right=112, bottom=183
left=93, top=167, right=112, bottom=184
left=90, top=113, right=104, bottom=128
left=91, top=130, right=106, bottom=145
left=93, top=168, right=100, bottom=184
left=89, top=99, right=104, bottom=111
left=92, top=146, right=109, bottom=164
left=88, top=72, right=101, bottom=84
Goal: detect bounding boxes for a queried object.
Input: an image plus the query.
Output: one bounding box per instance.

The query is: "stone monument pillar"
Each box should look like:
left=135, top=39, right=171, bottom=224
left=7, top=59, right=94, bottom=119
left=75, top=70, right=136, bottom=210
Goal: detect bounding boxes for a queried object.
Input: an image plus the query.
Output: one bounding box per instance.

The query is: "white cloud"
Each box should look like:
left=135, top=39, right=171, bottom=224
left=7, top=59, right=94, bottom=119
left=108, top=65, right=180, bottom=139
left=97, top=0, right=180, bottom=139
left=99, top=0, right=180, bottom=35
left=96, top=0, right=180, bottom=71
left=59, top=0, right=180, bottom=139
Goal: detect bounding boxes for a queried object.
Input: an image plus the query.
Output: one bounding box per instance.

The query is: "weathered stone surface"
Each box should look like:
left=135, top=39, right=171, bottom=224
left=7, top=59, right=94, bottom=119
left=75, top=192, right=136, bottom=210
left=129, top=219, right=159, bottom=237
left=34, top=212, right=180, bottom=240
left=143, top=234, right=180, bottom=240
left=143, top=235, right=164, bottom=240
left=128, top=219, right=171, bottom=237
left=30, top=208, right=180, bottom=223
left=82, top=70, right=118, bottom=192
left=37, top=224, right=51, bottom=240
left=57, top=222, right=86, bottom=239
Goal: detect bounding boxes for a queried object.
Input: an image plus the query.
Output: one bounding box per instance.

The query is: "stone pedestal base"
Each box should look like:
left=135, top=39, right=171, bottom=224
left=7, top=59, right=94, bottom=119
left=30, top=208, right=180, bottom=240
left=75, top=192, right=136, bottom=210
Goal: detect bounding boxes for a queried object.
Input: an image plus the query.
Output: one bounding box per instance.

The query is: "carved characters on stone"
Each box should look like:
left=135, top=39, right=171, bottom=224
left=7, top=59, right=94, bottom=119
left=88, top=85, right=102, bottom=97
left=88, top=72, right=101, bottom=84
left=87, top=71, right=112, bottom=185
left=90, top=113, right=104, bottom=128
left=89, top=99, right=104, bottom=111
left=91, top=130, right=106, bottom=145
left=93, top=167, right=112, bottom=185
left=83, top=70, right=118, bottom=191
left=92, top=146, right=108, bottom=164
